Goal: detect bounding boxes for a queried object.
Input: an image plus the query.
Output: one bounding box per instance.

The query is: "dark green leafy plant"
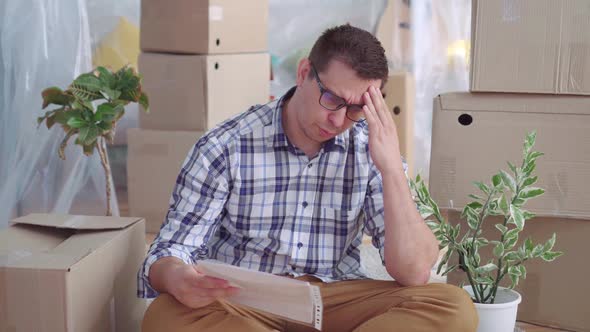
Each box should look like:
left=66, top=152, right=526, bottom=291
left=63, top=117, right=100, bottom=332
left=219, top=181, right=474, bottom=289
left=37, top=66, right=149, bottom=216
left=410, top=132, right=563, bottom=304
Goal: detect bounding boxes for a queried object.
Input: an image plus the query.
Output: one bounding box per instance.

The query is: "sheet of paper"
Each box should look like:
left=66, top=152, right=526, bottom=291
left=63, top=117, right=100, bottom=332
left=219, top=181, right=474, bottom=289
left=196, top=260, right=323, bottom=330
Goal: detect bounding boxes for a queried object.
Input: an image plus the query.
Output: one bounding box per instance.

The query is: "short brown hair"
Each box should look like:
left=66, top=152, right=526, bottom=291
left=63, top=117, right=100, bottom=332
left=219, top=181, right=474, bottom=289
left=308, top=24, right=388, bottom=83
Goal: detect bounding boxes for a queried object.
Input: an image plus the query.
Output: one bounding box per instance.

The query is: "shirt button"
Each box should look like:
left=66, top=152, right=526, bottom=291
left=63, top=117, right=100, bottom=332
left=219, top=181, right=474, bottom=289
left=307, top=163, right=313, bottom=168
left=297, top=242, right=303, bottom=248
left=302, top=201, right=308, bottom=208
left=291, top=265, right=296, bottom=271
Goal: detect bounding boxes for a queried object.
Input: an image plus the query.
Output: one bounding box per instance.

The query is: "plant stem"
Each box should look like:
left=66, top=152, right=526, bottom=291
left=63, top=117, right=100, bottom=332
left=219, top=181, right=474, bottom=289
left=97, top=137, right=112, bottom=216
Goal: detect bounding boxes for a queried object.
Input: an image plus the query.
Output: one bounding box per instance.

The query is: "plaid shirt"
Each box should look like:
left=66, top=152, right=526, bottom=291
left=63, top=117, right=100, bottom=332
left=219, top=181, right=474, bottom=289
left=138, top=87, right=406, bottom=298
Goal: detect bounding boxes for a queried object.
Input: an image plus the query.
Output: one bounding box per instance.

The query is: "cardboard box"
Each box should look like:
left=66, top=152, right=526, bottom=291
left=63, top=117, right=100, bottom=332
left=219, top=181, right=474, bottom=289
left=138, top=52, right=270, bottom=131
left=383, top=72, right=415, bottom=177
left=141, top=0, right=268, bottom=54
left=0, top=214, right=146, bottom=332
left=443, top=210, right=590, bottom=331
left=429, top=92, right=590, bottom=219
left=470, top=0, right=590, bottom=95
left=127, top=128, right=204, bottom=232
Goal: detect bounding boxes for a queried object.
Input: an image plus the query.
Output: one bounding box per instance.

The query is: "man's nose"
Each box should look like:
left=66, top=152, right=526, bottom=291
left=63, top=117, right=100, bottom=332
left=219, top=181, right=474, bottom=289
left=328, top=108, right=347, bottom=128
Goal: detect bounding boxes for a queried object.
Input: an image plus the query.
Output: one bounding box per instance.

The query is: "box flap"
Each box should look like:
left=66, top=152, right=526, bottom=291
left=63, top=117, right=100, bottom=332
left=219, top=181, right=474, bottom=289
left=11, top=213, right=142, bottom=231
left=439, top=92, right=590, bottom=115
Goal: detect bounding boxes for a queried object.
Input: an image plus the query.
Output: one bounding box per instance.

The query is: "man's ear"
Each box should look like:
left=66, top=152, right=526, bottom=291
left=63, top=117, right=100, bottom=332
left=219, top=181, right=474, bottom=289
left=296, top=58, right=311, bottom=86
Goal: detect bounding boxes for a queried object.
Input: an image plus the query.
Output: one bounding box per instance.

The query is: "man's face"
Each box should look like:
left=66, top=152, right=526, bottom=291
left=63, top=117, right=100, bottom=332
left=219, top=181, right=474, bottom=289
left=294, top=59, right=382, bottom=144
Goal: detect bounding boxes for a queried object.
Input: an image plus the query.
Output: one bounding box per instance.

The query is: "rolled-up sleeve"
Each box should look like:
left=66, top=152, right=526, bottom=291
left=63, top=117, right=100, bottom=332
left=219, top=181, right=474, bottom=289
left=137, top=135, right=230, bottom=298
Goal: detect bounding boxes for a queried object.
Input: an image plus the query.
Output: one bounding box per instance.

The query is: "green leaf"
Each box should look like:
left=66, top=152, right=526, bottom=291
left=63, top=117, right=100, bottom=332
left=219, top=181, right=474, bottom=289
left=139, top=92, right=149, bottom=113
left=524, top=238, right=535, bottom=253
left=504, top=251, right=519, bottom=262
left=542, top=251, right=563, bottom=262
left=468, top=194, right=483, bottom=201
left=95, top=66, right=115, bottom=88
left=102, top=88, right=121, bottom=101
left=523, top=162, right=536, bottom=177
left=492, top=174, right=502, bottom=188
left=467, top=201, right=483, bottom=210
left=78, top=125, right=100, bottom=145
left=498, top=195, right=509, bottom=215
left=493, top=242, right=505, bottom=257
left=97, top=121, right=113, bottom=132
left=115, top=66, right=141, bottom=101
left=510, top=205, right=525, bottom=230
left=532, top=244, right=544, bottom=257
left=526, top=151, right=544, bottom=165
left=522, top=176, right=538, bottom=188
left=543, top=233, right=556, bottom=252
left=524, top=131, right=537, bottom=155
left=476, top=263, right=498, bottom=274
left=522, top=211, right=536, bottom=220
left=66, top=116, right=88, bottom=129
left=500, top=170, right=516, bottom=192
left=508, top=265, right=522, bottom=277
left=94, top=103, right=123, bottom=122
left=519, top=187, right=545, bottom=199
left=507, top=161, right=517, bottom=175
left=495, top=224, right=508, bottom=234
left=519, top=265, right=527, bottom=279
left=41, top=87, right=74, bottom=109
left=474, top=276, right=495, bottom=285
left=509, top=272, right=519, bottom=289
left=418, top=205, right=434, bottom=219
left=473, top=181, right=490, bottom=195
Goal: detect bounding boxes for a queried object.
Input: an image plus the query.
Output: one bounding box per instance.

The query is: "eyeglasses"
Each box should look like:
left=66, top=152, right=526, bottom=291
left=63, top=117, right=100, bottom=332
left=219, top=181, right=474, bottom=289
left=310, top=63, right=365, bottom=123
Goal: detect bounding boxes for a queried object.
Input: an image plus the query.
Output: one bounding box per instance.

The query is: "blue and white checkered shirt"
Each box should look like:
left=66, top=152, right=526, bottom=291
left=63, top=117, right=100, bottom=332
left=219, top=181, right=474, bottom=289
left=138, top=87, right=405, bottom=298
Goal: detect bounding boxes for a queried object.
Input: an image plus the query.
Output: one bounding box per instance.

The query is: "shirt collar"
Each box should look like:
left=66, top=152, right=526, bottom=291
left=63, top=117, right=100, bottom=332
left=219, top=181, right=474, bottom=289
left=266, top=86, right=348, bottom=152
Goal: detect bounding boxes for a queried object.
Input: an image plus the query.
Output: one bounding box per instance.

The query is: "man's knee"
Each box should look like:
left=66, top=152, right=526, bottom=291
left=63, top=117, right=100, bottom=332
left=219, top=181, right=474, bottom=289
left=429, top=283, right=478, bottom=331
left=142, top=294, right=180, bottom=332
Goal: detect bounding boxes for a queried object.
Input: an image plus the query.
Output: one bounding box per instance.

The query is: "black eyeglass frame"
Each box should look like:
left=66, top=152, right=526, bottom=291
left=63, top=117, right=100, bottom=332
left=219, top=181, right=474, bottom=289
left=310, top=63, right=366, bottom=123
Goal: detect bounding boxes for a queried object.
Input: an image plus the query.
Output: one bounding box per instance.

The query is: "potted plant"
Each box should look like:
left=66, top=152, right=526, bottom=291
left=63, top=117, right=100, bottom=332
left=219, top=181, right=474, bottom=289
left=410, top=132, right=563, bottom=332
left=37, top=66, right=149, bottom=216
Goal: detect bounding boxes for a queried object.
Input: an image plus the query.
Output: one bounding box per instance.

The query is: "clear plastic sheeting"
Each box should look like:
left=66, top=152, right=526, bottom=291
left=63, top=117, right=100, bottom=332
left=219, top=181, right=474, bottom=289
left=268, top=0, right=388, bottom=98
left=412, top=0, right=471, bottom=179
left=0, top=0, right=121, bottom=228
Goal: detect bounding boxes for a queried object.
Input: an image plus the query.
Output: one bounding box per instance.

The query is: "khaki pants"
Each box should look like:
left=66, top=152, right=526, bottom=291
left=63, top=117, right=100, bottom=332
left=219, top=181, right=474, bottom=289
left=142, top=276, right=478, bottom=332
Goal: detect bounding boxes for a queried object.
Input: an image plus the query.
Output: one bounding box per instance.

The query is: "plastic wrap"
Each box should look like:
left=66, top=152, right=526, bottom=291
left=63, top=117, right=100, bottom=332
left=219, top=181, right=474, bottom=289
left=0, top=0, right=131, bottom=227
left=269, top=0, right=388, bottom=98
left=412, top=0, right=471, bottom=179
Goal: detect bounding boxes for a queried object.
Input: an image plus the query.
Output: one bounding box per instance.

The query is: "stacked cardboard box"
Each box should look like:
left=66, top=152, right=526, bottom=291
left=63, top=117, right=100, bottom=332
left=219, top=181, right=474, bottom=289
left=0, top=214, right=146, bottom=332
left=130, top=0, right=270, bottom=232
left=429, top=1, right=590, bottom=331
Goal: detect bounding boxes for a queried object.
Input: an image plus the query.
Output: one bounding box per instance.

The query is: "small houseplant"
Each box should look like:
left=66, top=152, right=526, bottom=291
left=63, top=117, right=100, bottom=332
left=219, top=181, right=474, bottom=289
left=410, top=132, right=563, bottom=332
left=37, top=66, right=149, bottom=216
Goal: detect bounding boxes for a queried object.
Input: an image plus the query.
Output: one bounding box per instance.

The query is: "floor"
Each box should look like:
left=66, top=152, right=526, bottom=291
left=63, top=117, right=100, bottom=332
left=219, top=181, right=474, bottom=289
left=118, top=189, right=569, bottom=332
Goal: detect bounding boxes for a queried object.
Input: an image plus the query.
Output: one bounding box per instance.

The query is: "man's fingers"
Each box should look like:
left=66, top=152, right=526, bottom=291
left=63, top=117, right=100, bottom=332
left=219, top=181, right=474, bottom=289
left=369, top=86, right=392, bottom=128
left=195, top=275, right=230, bottom=289
left=363, top=92, right=382, bottom=129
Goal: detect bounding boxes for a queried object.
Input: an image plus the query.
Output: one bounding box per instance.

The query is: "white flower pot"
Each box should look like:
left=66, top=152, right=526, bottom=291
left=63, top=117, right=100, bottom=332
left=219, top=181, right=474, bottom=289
left=463, top=286, right=522, bottom=332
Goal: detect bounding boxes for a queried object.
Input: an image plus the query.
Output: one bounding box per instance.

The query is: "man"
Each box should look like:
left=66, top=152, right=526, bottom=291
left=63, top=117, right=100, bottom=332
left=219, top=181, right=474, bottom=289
left=139, top=24, right=478, bottom=332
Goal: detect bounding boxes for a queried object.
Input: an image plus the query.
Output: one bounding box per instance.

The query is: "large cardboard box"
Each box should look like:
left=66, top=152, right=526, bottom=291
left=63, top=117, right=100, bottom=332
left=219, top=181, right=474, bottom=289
left=141, top=0, right=268, bottom=54
left=429, top=92, right=590, bottom=219
left=0, top=214, right=146, bottom=332
left=138, top=52, right=270, bottom=131
left=376, top=0, right=412, bottom=67
left=470, top=0, right=590, bottom=95
left=127, top=128, right=204, bottom=232
left=443, top=210, right=590, bottom=331
left=383, top=72, right=415, bottom=177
